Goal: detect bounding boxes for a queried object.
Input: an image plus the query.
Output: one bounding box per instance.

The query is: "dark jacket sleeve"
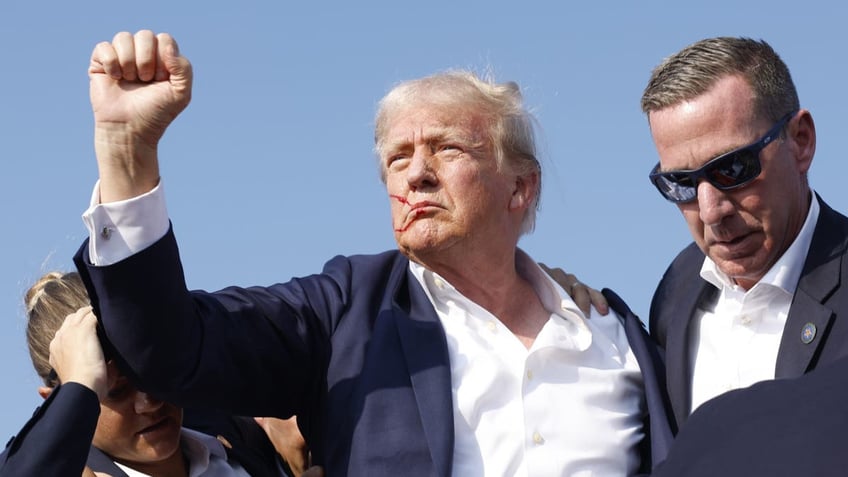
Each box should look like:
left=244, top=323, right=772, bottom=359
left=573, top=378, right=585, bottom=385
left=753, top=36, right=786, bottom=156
left=0, top=383, right=100, bottom=477
left=73, top=226, right=344, bottom=418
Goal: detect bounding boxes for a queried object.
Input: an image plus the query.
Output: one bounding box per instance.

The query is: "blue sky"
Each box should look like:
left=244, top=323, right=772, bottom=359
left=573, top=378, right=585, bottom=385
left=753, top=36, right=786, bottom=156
left=2, top=1, right=846, bottom=437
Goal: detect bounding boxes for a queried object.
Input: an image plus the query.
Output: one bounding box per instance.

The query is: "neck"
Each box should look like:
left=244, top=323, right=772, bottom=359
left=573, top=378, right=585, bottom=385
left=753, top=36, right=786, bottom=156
left=415, top=246, right=549, bottom=348
left=418, top=245, right=519, bottom=307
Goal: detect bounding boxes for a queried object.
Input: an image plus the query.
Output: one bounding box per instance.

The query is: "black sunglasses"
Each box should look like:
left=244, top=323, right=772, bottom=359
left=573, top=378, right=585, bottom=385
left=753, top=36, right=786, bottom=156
left=649, top=111, right=797, bottom=203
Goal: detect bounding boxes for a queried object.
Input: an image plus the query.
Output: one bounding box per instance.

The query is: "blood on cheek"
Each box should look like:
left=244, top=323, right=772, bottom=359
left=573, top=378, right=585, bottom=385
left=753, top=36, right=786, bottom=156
left=390, top=195, right=427, bottom=232
left=389, top=194, right=409, bottom=205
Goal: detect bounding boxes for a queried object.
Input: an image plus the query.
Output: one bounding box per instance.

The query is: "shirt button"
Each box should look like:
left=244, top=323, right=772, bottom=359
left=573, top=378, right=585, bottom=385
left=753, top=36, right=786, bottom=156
left=532, top=432, right=545, bottom=445
left=526, top=369, right=534, bottom=380
left=433, top=278, right=445, bottom=289
left=486, top=321, right=497, bottom=332
left=740, top=315, right=752, bottom=325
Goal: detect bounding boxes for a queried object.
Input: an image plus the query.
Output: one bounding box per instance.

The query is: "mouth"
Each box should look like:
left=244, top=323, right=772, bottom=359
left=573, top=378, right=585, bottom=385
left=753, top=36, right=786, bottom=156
left=390, top=195, right=440, bottom=232
left=716, top=233, right=749, bottom=246
left=137, top=416, right=175, bottom=436
left=709, top=230, right=759, bottom=257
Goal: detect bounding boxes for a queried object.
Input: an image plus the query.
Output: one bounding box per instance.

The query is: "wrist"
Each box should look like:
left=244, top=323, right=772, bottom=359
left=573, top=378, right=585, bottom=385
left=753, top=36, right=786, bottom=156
left=94, top=125, right=161, bottom=202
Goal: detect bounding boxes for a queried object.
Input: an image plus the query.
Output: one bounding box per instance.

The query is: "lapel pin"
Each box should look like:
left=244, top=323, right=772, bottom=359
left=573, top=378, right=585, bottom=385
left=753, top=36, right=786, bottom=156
left=801, top=322, right=817, bottom=344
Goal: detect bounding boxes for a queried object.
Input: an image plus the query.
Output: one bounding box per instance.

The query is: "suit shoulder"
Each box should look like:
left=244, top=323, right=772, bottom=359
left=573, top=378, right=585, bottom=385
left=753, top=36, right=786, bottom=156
left=669, top=242, right=704, bottom=270
left=322, top=250, right=406, bottom=278
left=656, top=243, right=703, bottom=292
left=649, top=242, right=703, bottom=335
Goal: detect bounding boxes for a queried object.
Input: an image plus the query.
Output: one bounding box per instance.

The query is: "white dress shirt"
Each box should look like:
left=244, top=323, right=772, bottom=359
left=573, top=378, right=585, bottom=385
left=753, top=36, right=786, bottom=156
left=114, top=428, right=250, bottom=477
left=84, top=181, right=646, bottom=476
left=689, top=194, right=820, bottom=413
left=411, top=254, right=645, bottom=476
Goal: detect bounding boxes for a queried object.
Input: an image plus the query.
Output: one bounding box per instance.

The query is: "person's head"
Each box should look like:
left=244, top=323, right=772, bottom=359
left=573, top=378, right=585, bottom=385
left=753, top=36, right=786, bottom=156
left=25, top=272, right=184, bottom=471
left=641, top=37, right=816, bottom=289
left=374, top=70, right=541, bottom=264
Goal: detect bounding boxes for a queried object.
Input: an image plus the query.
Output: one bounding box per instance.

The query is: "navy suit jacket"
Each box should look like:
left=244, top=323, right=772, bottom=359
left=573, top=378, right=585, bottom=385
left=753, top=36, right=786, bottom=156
left=0, top=383, right=98, bottom=476
left=652, top=352, right=848, bottom=476
left=650, top=195, right=848, bottom=429
left=75, top=228, right=672, bottom=476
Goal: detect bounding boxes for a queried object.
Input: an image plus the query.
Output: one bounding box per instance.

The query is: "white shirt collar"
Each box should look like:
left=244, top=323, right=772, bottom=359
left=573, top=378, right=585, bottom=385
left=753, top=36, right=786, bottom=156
left=700, top=192, right=820, bottom=295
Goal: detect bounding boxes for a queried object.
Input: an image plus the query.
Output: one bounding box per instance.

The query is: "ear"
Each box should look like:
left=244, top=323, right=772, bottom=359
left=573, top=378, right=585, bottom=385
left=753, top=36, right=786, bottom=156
left=37, top=386, right=53, bottom=400
left=509, top=170, right=539, bottom=212
left=788, top=109, right=816, bottom=174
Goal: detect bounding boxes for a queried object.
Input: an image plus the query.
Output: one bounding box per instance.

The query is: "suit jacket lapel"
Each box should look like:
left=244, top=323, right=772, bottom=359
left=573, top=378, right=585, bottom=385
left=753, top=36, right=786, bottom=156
left=603, top=289, right=675, bottom=469
left=776, top=287, right=834, bottom=377
left=776, top=199, right=844, bottom=377
left=386, top=261, right=454, bottom=477
left=667, top=279, right=716, bottom=428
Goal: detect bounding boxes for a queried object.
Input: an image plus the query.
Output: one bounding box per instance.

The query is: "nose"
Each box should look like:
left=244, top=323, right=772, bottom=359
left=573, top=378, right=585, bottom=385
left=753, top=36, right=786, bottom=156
left=134, top=391, right=166, bottom=414
left=696, top=181, right=736, bottom=226
left=406, top=147, right=438, bottom=191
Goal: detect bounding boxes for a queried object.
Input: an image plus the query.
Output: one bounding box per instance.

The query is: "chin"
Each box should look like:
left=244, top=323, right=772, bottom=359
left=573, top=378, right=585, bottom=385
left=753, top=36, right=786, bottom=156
left=137, top=440, right=181, bottom=463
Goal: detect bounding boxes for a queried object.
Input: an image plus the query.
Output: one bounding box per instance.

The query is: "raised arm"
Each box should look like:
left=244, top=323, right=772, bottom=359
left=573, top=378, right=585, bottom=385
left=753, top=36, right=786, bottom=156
left=89, top=30, right=192, bottom=202
left=77, top=31, right=328, bottom=419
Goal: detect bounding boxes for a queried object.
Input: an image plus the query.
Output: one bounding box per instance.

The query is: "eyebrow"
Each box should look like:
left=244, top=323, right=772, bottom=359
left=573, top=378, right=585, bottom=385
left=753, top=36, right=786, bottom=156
left=380, top=126, right=484, bottom=158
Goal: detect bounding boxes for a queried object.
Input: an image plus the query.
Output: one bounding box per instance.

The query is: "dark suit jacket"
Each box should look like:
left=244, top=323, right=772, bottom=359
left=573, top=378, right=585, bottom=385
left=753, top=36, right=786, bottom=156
left=0, top=383, right=98, bottom=476
left=652, top=352, right=848, bottom=476
left=75, top=228, right=673, bottom=476
left=650, top=195, right=848, bottom=429
left=0, top=382, right=287, bottom=477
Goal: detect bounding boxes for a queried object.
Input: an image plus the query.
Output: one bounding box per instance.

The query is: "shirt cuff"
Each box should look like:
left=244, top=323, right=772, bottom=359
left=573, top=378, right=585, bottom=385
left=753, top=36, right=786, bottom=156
left=82, top=180, right=170, bottom=266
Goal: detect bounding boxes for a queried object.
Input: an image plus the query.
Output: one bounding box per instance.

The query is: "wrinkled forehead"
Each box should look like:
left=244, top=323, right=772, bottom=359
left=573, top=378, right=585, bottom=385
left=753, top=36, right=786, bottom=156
left=378, top=99, right=491, bottom=145
left=377, top=107, right=492, bottom=167
left=378, top=78, right=493, bottom=129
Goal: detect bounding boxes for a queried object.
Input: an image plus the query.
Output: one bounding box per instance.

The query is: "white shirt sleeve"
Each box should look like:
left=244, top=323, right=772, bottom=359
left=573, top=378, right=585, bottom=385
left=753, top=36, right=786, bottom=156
left=81, top=180, right=170, bottom=266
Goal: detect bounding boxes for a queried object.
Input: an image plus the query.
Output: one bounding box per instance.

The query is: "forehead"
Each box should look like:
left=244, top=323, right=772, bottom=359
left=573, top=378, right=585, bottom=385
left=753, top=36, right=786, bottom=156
left=649, top=75, right=763, bottom=170
left=382, top=102, right=488, bottom=144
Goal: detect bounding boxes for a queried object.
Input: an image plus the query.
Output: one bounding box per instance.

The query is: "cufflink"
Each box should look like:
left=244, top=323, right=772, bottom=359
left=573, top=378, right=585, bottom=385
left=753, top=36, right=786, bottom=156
left=801, top=323, right=817, bottom=344
left=100, top=226, right=112, bottom=239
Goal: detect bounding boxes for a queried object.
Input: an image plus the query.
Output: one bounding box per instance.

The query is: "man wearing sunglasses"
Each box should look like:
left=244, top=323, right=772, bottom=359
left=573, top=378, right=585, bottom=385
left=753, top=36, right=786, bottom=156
left=643, top=36, right=848, bottom=439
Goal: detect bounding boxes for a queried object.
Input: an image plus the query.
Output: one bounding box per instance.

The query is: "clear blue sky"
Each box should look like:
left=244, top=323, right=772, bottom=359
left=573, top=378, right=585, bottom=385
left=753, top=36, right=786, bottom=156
left=2, top=1, right=846, bottom=438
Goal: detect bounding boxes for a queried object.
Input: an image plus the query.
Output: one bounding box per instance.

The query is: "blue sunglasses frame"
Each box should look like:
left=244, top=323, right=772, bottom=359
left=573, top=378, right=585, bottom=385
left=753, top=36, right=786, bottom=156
left=649, top=111, right=797, bottom=203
